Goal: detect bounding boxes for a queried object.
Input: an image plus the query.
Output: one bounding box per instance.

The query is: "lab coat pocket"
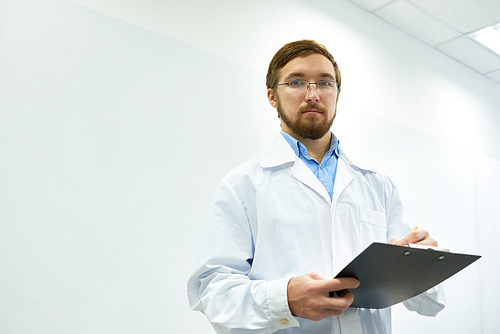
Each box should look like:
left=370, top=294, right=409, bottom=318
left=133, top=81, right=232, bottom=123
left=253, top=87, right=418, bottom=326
left=359, top=207, right=386, bottom=227
left=359, top=207, right=387, bottom=244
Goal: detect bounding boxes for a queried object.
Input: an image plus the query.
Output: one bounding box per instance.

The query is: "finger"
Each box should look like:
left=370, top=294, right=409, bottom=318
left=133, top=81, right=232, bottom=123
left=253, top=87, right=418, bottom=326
left=394, top=229, right=428, bottom=246
left=324, top=290, right=355, bottom=312
left=389, top=238, right=398, bottom=245
left=308, top=292, right=355, bottom=320
left=318, top=277, right=360, bottom=293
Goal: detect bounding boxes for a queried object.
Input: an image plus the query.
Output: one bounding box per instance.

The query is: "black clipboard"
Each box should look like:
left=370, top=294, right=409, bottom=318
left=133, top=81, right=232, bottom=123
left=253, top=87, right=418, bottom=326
left=332, top=242, right=481, bottom=309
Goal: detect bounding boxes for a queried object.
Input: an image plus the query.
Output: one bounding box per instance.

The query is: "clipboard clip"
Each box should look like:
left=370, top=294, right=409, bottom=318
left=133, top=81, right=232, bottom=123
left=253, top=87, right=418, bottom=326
left=406, top=244, right=450, bottom=252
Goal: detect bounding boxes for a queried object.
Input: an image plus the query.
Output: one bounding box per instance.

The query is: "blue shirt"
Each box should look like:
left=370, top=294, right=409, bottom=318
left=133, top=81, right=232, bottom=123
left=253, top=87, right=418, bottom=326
left=280, top=131, right=339, bottom=200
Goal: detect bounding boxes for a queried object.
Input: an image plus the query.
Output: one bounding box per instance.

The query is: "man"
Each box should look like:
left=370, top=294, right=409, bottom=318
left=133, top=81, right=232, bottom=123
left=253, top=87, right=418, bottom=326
left=187, top=40, right=445, bottom=333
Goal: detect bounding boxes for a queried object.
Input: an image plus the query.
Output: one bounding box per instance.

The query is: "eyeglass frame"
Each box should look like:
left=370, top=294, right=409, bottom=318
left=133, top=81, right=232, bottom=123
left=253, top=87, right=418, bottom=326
left=273, top=79, right=340, bottom=92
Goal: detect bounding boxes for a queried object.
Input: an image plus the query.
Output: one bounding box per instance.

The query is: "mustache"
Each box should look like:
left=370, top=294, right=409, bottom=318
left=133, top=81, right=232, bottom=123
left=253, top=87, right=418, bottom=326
left=299, top=104, right=328, bottom=113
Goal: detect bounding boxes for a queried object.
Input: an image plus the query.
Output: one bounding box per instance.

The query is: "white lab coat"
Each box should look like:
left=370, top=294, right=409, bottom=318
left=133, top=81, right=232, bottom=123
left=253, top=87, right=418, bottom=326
left=187, top=134, right=445, bottom=334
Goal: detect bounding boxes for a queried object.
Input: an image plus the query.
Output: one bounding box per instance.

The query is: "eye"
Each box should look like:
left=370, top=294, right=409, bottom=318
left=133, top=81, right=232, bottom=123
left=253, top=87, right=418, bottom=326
left=317, top=81, right=333, bottom=87
left=288, top=80, right=306, bottom=87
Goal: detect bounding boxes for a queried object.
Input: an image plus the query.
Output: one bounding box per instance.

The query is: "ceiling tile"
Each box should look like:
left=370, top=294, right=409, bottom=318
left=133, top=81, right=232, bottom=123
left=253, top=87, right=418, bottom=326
left=437, top=36, right=500, bottom=73
left=375, top=0, right=461, bottom=46
left=347, top=0, right=393, bottom=11
left=410, top=0, right=500, bottom=33
left=485, top=69, right=500, bottom=85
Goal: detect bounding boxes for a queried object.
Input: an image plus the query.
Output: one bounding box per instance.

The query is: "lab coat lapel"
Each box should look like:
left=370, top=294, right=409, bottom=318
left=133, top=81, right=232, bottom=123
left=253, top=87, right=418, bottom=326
left=332, top=154, right=357, bottom=204
left=261, top=134, right=331, bottom=204
left=333, top=149, right=377, bottom=204
left=291, top=160, right=332, bottom=205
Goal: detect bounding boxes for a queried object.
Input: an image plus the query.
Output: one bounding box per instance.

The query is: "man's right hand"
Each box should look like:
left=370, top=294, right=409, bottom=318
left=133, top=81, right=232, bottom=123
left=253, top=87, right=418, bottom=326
left=287, top=273, right=359, bottom=321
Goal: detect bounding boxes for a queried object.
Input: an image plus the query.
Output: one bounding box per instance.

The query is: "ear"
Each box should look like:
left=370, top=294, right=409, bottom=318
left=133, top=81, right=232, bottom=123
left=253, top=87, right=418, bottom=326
left=267, top=88, right=278, bottom=109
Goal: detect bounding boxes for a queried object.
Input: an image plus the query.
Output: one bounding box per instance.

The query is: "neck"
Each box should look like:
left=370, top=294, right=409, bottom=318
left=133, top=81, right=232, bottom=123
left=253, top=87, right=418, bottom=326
left=285, top=130, right=331, bottom=163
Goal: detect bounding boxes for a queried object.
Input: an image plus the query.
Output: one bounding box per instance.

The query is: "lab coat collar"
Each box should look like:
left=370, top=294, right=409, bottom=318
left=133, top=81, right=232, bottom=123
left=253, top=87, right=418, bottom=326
left=260, top=134, right=377, bottom=205
left=338, top=149, right=377, bottom=174
left=260, top=133, right=376, bottom=173
left=260, top=134, right=297, bottom=168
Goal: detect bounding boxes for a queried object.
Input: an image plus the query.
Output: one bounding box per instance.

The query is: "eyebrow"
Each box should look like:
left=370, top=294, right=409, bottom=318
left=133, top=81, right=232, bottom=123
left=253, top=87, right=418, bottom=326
left=319, top=73, right=335, bottom=80
left=283, top=72, right=335, bottom=82
left=283, top=72, right=305, bottom=81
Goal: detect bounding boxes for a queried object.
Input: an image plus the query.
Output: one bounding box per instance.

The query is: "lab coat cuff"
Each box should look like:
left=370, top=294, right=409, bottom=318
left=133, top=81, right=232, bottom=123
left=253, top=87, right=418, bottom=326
left=267, top=277, right=300, bottom=329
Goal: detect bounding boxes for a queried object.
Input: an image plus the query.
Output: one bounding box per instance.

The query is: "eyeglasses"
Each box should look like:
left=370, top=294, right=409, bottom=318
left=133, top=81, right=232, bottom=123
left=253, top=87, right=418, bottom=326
left=273, top=80, right=339, bottom=93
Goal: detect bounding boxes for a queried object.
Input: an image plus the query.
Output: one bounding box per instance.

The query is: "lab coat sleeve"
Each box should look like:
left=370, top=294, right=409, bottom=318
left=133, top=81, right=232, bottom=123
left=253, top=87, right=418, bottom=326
left=187, top=178, right=299, bottom=333
left=385, top=179, right=446, bottom=316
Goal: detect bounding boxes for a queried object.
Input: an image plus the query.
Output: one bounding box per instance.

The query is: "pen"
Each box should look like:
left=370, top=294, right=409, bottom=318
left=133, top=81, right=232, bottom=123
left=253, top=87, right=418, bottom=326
left=411, top=225, right=418, bottom=232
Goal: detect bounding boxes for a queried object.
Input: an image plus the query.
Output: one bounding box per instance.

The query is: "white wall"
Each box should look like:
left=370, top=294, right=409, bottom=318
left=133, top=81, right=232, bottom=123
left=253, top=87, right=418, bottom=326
left=0, top=0, right=499, bottom=333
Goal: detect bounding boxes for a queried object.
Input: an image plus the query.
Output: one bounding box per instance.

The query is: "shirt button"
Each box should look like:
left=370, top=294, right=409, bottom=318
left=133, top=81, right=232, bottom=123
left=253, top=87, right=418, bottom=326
left=280, top=319, right=290, bottom=325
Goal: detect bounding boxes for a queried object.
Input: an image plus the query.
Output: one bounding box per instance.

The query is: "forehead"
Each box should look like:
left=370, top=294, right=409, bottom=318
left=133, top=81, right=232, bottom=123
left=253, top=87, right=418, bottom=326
left=279, top=53, right=335, bottom=82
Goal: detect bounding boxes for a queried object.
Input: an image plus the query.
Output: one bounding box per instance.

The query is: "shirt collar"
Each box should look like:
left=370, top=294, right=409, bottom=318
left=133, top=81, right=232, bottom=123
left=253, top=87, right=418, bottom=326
left=261, top=133, right=376, bottom=174
left=280, top=130, right=340, bottom=160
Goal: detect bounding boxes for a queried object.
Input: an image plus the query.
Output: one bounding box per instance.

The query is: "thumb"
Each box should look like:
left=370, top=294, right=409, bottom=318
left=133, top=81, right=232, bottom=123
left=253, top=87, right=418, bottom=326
left=319, top=277, right=360, bottom=293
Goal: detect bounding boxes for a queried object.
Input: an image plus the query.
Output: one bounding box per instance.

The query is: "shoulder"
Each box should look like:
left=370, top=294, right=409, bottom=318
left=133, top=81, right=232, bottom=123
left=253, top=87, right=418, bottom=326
left=223, top=135, right=296, bottom=183
left=339, top=148, right=376, bottom=173
left=339, top=147, right=396, bottom=190
left=224, top=152, right=263, bottom=182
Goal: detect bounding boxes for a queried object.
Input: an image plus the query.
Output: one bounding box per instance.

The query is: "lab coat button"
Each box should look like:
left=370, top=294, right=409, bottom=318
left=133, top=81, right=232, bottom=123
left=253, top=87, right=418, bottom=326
left=280, top=319, right=289, bottom=325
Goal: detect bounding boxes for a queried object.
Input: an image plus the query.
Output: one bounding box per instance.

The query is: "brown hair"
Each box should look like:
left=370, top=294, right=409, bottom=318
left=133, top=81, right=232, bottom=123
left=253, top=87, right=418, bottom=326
left=266, top=40, right=341, bottom=92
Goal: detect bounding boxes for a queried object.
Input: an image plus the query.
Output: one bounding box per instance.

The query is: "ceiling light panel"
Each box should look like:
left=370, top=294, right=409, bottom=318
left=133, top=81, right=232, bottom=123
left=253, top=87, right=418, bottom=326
left=375, top=0, right=461, bottom=46
left=469, top=23, right=500, bottom=56
left=437, top=36, right=500, bottom=73
left=410, top=0, right=500, bottom=33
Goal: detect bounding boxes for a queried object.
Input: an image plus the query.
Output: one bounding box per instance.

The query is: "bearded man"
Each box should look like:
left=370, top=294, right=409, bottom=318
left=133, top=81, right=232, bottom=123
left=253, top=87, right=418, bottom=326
left=187, top=40, right=445, bottom=334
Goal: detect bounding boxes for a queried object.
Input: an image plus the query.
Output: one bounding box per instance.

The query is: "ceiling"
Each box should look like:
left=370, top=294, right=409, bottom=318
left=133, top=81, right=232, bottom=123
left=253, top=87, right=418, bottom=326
left=347, top=0, right=500, bottom=86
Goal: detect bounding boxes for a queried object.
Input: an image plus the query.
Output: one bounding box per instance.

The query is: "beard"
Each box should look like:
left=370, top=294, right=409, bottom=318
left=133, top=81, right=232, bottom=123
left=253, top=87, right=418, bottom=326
left=277, top=101, right=335, bottom=140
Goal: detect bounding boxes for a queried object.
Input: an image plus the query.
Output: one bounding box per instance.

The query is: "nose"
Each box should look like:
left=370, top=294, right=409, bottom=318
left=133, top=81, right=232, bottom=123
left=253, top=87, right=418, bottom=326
left=305, top=83, right=320, bottom=103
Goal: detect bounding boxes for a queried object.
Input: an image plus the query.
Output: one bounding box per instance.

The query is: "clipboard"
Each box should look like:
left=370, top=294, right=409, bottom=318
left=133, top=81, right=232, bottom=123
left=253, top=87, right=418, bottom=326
left=331, top=242, right=481, bottom=309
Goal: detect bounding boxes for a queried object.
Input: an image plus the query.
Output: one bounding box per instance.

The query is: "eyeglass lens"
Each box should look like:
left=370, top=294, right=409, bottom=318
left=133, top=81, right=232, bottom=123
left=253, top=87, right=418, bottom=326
left=288, top=80, right=337, bottom=92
